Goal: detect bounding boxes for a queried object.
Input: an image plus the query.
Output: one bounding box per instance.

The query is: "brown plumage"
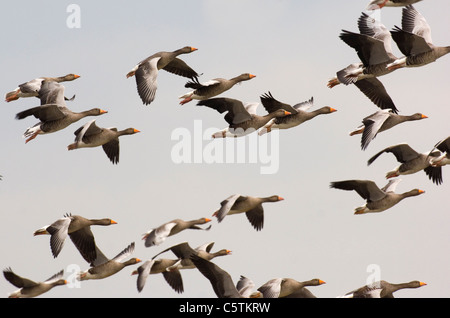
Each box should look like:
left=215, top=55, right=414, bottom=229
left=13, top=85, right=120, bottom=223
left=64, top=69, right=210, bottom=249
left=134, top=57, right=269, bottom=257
left=127, top=46, right=199, bottom=105
left=257, top=278, right=326, bottom=298
left=5, top=73, right=79, bottom=102
left=3, top=268, right=67, bottom=298
left=329, top=13, right=400, bottom=113
left=213, top=194, right=284, bottom=230
left=34, top=213, right=117, bottom=266
left=179, top=73, right=256, bottom=105
left=197, top=97, right=291, bottom=138
left=258, top=92, right=336, bottom=135
left=78, top=242, right=141, bottom=281
left=388, top=5, right=450, bottom=70
left=142, top=217, right=212, bottom=247
left=344, top=280, right=426, bottom=298
left=16, top=81, right=107, bottom=143
left=367, top=143, right=443, bottom=184
left=133, top=241, right=231, bottom=294
left=190, top=254, right=243, bottom=298
left=330, top=179, right=425, bottom=214
left=349, top=109, right=427, bottom=150
left=67, top=119, right=140, bottom=164
left=131, top=259, right=184, bottom=293
left=429, top=136, right=450, bottom=167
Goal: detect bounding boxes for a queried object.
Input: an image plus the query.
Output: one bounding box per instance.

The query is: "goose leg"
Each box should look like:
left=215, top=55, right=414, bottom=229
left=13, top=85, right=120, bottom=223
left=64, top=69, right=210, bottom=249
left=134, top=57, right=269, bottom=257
left=25, top=132, right=39, bottom=143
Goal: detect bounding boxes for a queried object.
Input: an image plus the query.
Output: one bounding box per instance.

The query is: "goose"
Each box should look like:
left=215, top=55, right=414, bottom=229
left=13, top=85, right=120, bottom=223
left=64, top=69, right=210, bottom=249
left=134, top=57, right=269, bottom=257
left=151, top=242, right=231, bottom=270
left=236, top=275, right=262, bottom=298
left=429, top=136, right=450, bottom=167
left=367, top=0, right=423, bottom=10
left=367, top=143, right=443, bottom=184
left=197, top=97, right=291, bottom=138
left=33, top=213, right=117, bottom=266
left=343, top=280, right=426, bottom=298
left=189, top=254, right=245, bottom=298
left=3, top=268, right=67, bottom=298
left=388, top=5, right=450, bottom=70
left=330, top=13, right=400, bottom=112
left=179, top=73, right=256, bottom=105
left=349, top=109, right=427, bottom=150
left=67, top=119, right=140, bottom=164
left=127, top=46, right=199, bottom=105
left=330, top=179, right=425, bottom=214
left=16, top=81, right=107, bottom=143
left=132, top=258, right=184, bottom=294
left=257, top=278, right=326, bottom=298
left=141, top=217, right=211, bottom=247
left=5, top=73, right=79, bottom=102
left=78, top=242, right=141, bottom=281
left=258, top=92, right=336, bottom=135
left=132, top=242, right=230, bottom=293
left=213, top=194, right=284, bottom=231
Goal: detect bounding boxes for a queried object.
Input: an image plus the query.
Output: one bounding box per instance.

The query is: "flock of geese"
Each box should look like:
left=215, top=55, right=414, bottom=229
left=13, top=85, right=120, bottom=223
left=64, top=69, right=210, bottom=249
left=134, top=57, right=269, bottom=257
left=3, top=0, right=450, bottom=299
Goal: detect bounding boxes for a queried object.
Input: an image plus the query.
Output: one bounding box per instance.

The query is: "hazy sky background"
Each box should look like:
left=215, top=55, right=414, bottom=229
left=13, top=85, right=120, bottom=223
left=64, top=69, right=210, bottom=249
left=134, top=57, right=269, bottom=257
left=1, top=0, right=449, bottom=298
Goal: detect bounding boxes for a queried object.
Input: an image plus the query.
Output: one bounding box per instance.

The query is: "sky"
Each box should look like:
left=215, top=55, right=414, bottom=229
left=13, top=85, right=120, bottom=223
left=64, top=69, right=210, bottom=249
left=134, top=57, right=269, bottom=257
left=1, top=0, right=449, bottom=299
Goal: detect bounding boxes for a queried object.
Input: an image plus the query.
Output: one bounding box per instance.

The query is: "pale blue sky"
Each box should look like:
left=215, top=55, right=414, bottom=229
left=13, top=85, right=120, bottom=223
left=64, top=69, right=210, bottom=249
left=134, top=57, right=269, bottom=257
left=1, top=0, right=449, bottom=298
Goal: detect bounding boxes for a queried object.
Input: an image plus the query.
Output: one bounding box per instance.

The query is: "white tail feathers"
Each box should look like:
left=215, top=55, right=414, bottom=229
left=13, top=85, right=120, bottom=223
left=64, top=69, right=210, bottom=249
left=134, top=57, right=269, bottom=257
left=23, top=124, right=40, bottom=138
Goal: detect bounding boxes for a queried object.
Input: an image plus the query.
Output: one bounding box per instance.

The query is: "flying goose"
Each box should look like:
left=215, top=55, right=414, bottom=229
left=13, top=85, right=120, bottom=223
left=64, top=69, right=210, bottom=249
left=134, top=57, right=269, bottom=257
left=132, top=242, right=231, bottom=294
left=258, top=92, right=336, bottom=135
left=78, top=242, right=141, bottom=281
left=213, top=194, right=284, bottom=231
left=127, top=46, right=199, bottom=105
left=197, top=97, right=291, bottom=138
left=34, top=213, right=117, bottom=266
left=257, top=278, right=326, bottom=298
left=141, top=217, right=212, bottom=248
left=342, top=280, right=426, bottom=298
left=132, top=258, right=183, bottom=294
left=330, top=179, right=425, bottom=214
left=189, top=254, right=245, bottom=298
left=236, top=275, right=262, bottom=298
left=16, top=81, right=107, bottom=143
left=388, top=5, right=450, bottom=70
left=349, top=109, right=427, bottom=150
left=331, top=13, right=400, bottom=112
left=429, top=136, right=450, bottom=167
left=67, top=119, right=140, bottom=164
left=151, top=241, right=231, bottom=270
left=367, top=143, right=443, bottom=184
left=3, top=268, right=67, bottom=298
left=179, top=73, right=255, bottom=105
left=5, top=73, right=79, bottom=102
